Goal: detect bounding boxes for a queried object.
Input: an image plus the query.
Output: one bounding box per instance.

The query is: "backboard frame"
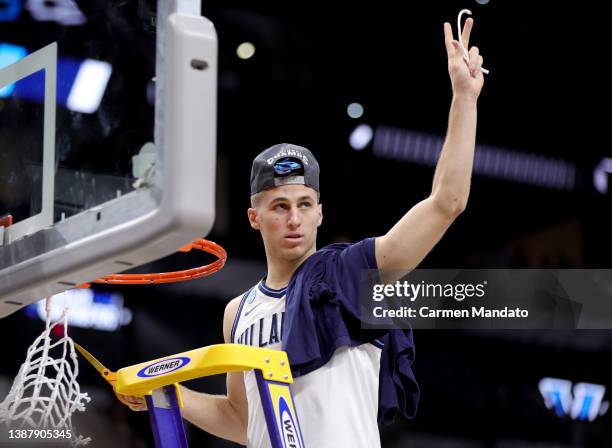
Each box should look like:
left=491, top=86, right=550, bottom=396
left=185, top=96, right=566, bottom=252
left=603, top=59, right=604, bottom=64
left=0, top=43, right=56, bottom=244
left=0, top=0, right=218, bottom=317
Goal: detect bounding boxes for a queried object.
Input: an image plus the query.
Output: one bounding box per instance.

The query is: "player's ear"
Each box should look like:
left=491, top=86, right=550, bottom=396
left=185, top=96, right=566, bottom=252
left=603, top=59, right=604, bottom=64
left=317, top=203, right=323, bottom=227
left=248, top=207, right=260, bottom=230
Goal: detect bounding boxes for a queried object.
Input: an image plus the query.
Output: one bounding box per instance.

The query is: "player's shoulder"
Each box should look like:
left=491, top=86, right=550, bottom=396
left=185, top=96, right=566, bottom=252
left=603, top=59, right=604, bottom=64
left=222, top=286, right=257, bottom=342
left=225, top=293, right=245, bottom=314
left=224, top=292, right=247, bottom=325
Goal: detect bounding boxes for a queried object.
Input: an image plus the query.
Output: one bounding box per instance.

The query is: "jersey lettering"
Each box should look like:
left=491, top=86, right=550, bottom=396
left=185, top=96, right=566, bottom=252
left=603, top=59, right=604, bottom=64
left=269, top=313, right=279, bottom=345
left=237, top=312, right=285, bottom=348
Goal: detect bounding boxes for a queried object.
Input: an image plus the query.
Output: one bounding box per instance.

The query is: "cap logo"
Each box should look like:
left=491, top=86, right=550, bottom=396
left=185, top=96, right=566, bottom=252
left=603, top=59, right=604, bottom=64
left=273, top=157, right=304, bottom=177
left=274, top=159, right=303, bottom=176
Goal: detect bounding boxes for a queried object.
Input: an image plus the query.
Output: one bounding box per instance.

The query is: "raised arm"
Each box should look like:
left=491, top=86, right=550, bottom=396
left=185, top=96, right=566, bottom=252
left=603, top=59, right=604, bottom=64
left=375, top=18, right=485, bottom=275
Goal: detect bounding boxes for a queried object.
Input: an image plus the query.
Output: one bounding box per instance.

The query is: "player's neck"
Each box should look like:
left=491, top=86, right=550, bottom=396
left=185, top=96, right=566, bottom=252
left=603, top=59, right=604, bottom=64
left=265, top=248, right=316, bottom=289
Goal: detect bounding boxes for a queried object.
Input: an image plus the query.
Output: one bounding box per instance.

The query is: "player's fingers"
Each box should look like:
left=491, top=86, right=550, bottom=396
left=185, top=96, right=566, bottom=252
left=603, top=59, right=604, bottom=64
left=118, top=393, right=144, bottom=405
left=468, top=46, right=480, bottom=72
left=127, top=396, right=145, bottom=405
left=461, top=17, right=473, bottom=49
left=118, top=394, right=146, bottom=411
left=443, top=22, right=455, bottom=55
left=129, top=404, right=147, bottom=412
left=475, top=55, right=484, bottom=74
left=468, top=46, right=479, bottom=60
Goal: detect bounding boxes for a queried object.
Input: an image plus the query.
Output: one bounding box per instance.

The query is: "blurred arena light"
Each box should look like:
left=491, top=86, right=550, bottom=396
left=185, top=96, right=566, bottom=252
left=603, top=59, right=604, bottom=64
left=371, top=125, right=576, bottom=191
left=0, top=43, right=112, bottom=113
left=0, top=0, right=86, bottom=25
left=67, top=59, right=113, bottom=113
left=539, top=377, right=608, bottom=422
left=593, top=157, right=612, bottom=194
left=0, top=43, right=26, bottom=96
left=475, top=0, right=490, bottom=5
left=349, top=123, right=373, bottom=150
left=25, top=289, right=132, bottom=332
left=539, top=378, right=572, bottom=417
left=347, top=102, right=364, bottom=119
left=237, top=42, right=256, bottom=60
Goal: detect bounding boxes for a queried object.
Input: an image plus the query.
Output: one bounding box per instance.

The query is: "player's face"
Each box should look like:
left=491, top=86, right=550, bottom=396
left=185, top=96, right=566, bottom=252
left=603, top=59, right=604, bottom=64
left=248, top=185, right=322, bottom=262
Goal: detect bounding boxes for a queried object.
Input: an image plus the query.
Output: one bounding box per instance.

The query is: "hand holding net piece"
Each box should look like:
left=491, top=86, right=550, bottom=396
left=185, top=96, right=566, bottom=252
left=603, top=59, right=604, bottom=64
left=457, top=9, right=490, bottom=74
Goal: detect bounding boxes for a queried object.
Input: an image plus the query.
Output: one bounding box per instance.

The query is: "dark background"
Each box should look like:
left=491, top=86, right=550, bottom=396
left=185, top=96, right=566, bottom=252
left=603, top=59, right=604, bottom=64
left=1, top=0, right=612, bottom=446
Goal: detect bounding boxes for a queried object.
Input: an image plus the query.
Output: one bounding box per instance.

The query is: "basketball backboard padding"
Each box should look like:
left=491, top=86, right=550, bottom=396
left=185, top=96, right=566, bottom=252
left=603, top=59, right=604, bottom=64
left=0, top=7, right=217, bottom=318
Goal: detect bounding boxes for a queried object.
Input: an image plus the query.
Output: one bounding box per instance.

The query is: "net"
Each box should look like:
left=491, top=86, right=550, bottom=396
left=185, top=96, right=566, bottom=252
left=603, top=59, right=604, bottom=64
left=0, top=300, right=91, bottom=446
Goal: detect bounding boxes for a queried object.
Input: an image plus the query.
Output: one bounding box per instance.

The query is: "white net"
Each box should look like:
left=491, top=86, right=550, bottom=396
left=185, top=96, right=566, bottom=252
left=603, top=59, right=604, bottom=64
left=0, top=301, right=91, bottom=446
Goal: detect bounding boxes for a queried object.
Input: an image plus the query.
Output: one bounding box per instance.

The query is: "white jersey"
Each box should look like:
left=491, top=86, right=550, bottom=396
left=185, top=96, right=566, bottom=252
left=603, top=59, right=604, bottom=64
left=231, top=281, right=382, bottom=448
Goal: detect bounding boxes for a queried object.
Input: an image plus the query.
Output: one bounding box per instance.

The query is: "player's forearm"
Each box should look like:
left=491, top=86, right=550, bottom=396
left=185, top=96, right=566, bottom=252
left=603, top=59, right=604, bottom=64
left=179, top=386, right=247, bottom=445
left=431, top=93, right=478, bottom=215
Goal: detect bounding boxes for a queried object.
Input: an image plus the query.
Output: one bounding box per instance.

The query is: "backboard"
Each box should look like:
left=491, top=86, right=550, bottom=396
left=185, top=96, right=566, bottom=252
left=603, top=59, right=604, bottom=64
left=0, top=0, right=218, bottom=317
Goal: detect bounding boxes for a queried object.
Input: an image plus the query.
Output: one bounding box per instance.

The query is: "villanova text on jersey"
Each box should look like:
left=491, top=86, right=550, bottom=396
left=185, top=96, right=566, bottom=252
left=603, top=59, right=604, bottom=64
left=235, top=311, right=285, bottom=347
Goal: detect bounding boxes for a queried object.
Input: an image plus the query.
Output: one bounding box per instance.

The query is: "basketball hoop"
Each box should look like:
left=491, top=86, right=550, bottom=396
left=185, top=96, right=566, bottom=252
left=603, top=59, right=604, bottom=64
left=77, top=239, right=227, bottom=287
left=1, top=237, right=227, bottom=446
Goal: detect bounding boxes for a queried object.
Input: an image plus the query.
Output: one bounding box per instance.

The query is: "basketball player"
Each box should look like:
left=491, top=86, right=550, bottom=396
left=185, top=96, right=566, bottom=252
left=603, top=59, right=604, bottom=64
left=120, top=18, right=485, bottom=447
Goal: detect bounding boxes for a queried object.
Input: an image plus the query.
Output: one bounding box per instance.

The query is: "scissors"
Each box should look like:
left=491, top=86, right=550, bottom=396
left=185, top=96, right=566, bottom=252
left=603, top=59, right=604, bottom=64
left=74, top=342, right=136, bottom=407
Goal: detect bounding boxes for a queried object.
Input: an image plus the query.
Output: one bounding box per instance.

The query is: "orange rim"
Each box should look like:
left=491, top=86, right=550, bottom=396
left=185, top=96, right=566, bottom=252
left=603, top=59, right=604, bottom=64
left=77, top=239, right=227, bottom=287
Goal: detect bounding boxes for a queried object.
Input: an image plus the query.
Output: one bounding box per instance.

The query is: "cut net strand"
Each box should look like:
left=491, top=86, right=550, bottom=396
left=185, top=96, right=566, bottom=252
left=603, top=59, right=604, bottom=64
left=0, top=302, right=91, bottom=446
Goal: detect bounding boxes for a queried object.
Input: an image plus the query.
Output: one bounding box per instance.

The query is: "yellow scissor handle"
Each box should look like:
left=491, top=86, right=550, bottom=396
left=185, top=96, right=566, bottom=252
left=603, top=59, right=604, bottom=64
left=76, top=342, right=190, bottom=408
left=74, top=343, right=135, bottom=407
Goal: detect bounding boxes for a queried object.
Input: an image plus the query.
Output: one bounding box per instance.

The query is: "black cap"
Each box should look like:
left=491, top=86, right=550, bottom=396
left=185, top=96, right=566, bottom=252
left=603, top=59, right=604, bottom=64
left=250, top=143, right=320, bottom=196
